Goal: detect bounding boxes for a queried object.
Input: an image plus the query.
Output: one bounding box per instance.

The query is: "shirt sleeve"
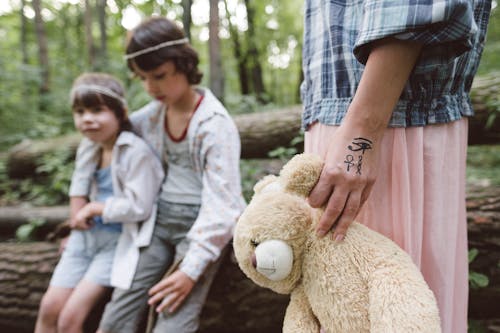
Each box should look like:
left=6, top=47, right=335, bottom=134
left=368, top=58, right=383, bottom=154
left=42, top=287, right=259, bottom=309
left=354, top=0, right=477, bottom=69
left=179, top=115, right=246, bottom=281
left=102, top=144, right=164, bottom=224
left=68, top=138, right=99, bottom=197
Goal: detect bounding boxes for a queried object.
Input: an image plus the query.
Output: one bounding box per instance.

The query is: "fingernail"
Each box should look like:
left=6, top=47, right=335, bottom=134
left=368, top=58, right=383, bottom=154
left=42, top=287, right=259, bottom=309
left=334, top=234, right=344, bottom=243
left=316, top=229, right=326, bottom=237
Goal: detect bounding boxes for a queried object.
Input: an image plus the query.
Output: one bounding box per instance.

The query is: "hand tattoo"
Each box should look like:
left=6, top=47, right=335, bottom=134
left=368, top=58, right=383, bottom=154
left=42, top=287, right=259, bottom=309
left=345, top=137, right=372, bottom=175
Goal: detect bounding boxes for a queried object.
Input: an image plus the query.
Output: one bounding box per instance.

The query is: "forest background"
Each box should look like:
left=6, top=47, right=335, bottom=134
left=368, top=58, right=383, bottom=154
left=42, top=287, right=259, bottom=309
left=0, top=1, right=499, bottom=331
left=0, top=0, right=499, bottom=207
left=0, top=0, right=498, bottom=216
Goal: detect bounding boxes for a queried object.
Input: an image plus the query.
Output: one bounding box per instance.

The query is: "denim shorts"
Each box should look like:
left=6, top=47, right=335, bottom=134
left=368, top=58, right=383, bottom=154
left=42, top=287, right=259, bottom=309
left=50, top=228, right=120, bottom=288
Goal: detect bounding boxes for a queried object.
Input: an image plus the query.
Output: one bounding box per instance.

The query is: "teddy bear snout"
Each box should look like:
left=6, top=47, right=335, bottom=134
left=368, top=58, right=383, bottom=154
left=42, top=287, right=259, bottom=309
left=254, top=240, right=294, bottom=281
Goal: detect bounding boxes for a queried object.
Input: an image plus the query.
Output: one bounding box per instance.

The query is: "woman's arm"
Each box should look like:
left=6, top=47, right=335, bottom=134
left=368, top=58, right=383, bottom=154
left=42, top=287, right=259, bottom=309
left=309, top=38, right=422, bottom=241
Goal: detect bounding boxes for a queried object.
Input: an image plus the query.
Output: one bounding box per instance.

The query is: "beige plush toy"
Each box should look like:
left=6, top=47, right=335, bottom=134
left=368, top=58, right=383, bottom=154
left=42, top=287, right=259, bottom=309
left=233, top=153, right=441, bottom=333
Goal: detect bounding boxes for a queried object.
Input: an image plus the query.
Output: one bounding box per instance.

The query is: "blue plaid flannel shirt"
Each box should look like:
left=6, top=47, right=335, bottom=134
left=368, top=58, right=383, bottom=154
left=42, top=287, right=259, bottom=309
left=301, top=0, right=492, bottom=128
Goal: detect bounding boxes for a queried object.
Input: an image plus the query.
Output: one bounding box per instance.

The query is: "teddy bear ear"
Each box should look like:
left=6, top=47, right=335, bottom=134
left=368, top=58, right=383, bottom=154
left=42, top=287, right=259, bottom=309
left=279, top=153, right=324, bottom=197
left=253, top=175, right=279, bottom=194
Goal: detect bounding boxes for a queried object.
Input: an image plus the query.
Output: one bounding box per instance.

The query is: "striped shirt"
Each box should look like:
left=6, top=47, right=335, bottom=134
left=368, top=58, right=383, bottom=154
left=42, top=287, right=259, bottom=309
left=301, top=0, right=492, bottom=128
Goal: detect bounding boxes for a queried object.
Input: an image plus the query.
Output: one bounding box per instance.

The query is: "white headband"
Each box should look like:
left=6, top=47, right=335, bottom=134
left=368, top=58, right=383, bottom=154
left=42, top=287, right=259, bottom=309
left=124, top=37, right=189, bottom=60
left=70, top=84, right=127, bottom=107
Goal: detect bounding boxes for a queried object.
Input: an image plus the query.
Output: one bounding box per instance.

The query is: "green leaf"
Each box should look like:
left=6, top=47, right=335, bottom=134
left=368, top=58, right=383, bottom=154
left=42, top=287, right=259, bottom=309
left=16, top=224, right=35, bottom=242
left=468, top=248, right=479, bottom=263
left=469, top=272, right=489, bottom=289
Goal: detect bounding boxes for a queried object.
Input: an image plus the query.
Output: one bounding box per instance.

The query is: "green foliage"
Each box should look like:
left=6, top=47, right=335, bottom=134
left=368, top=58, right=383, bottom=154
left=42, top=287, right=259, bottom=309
left=468, top=248, right=490, bottom=289
left=477, top=4, right=500, bottom=75
left=468, top=319, right=488, bottom=333
left=0, top=148, right=74, bottom=206
left=240, top=160, right=261, bottom=202
left=268, top=133, right=304, bottom=160
left=16, top=217, right=46, bottom=242
left=467, top=145, right=500, bottom=186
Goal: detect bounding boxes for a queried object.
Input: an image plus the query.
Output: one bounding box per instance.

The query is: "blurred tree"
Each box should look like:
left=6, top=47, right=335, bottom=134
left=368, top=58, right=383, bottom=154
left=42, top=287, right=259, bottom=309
left=84, top=0, right=96, bottom=68
left=97, top=0, right=108, bottom=69
left=32, top=0, right=50, bottom=95
left=209, top=0, right=224, bottom=101
left=182, top=0, right=193, bottom=40
left=244, top=0, right=266, bottom=100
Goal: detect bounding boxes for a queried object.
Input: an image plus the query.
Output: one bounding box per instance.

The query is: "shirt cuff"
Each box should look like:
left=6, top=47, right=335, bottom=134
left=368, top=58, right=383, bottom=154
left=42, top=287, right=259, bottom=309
left=179, top=244, right=214, bottom=282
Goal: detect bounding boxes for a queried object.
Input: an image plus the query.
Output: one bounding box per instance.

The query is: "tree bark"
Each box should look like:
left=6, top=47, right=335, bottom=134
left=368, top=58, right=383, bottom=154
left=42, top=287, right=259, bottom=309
left=84, top=0, right=96, bottom=69
left=0, top=185, right=498, bottom=332
left=0, top=242, right=287, bottom=333
left=6, top=106, right=303, bottom=178
left=223, top=0, right=250, bottom=95
left=181, top=0, right=193, bottom=41
left=244, top=0, right=266, bottom=100
left=20, top=0, right=29, bottom=66
left=96, top=0, right=108, bottom=69
left=32, top=0, right=50, bottom=95
left=209, top=0, right=224, bottom=102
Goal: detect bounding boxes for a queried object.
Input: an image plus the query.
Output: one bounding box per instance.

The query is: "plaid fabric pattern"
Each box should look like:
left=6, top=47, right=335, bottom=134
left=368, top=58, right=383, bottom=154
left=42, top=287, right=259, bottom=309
left=301, top=0, right=492, bottom=128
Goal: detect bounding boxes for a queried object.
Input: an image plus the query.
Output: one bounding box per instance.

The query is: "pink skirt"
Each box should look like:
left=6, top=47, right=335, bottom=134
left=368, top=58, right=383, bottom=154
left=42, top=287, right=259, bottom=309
left=305, top=119, right=468, bottom=333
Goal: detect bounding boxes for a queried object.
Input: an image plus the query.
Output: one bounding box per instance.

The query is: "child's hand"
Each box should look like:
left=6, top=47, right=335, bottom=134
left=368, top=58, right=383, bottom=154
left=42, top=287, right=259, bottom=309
left=148, top=270, right=195, bottom=314
left=70, top=202, right=104, bottom=230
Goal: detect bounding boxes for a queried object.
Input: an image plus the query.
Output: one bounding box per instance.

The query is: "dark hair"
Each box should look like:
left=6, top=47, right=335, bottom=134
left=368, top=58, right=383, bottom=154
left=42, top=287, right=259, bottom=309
left=71, top=72, right=132, bottom=132
left=125, top=17, right=203, bottom=84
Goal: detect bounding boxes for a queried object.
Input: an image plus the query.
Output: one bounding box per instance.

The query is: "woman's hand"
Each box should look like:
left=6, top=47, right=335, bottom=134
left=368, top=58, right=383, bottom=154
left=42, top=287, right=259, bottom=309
left=308, top=125, right=378, bottom=241
left=308, top=38, right=423, bottom=241
left=148, top=270, right=195, bottom=313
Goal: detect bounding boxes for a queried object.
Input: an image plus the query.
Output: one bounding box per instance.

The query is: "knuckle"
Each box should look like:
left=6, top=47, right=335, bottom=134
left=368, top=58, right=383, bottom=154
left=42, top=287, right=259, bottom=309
left=323, top=165, right=342, bottom=180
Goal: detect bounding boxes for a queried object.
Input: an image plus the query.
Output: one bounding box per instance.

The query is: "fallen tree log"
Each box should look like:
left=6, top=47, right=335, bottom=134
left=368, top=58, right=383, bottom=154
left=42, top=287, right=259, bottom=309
left=0, top=185, right=498, bottom=331
left=0, top=242, right=287, bottom=333
left=6, top=106, right=303, bottom=178
left=6, top=71, right=500, bottom=179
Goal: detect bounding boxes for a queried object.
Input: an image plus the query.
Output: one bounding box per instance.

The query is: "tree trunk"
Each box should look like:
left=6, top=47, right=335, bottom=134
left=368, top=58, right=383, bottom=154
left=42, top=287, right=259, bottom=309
left=181, top=0, right=192, bottom=41
left=0, top=185, right=498, bottom=332
left=244, top=0, right=266, bottom=100
left=209, top=0, right=224, bottom=102
left=32, top=0, right=50, bottom=95
left=84, top=0, right=96, bottom=69
left=96, top=0, right=108, bottom=69
left=0, top=242, right=287, bottom=333
left=6, top=106, right=304, bottom=178
left=20, top=0, right=29, bottom=66
left=223, top=0, right=250, bottom=95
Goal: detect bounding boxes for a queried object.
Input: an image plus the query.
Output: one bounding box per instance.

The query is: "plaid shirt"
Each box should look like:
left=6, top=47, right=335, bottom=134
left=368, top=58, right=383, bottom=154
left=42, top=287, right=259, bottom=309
left=301, top=0, right=492, bottom=128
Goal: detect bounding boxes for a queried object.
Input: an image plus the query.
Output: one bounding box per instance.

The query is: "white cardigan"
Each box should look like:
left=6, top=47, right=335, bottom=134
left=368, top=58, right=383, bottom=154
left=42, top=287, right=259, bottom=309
left=70, top=131, right=164, bottom=289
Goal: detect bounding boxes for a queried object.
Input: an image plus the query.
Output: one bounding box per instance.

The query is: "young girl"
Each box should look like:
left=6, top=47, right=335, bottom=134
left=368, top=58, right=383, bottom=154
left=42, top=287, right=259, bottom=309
left=35, top=73, right=164, bottom=333
left=71, top=18, right=246, bottom=333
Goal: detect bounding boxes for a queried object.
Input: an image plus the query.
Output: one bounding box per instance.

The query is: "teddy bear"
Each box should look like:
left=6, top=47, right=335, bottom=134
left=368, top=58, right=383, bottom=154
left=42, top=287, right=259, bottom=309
left=233, top=153, right=441, bottom=333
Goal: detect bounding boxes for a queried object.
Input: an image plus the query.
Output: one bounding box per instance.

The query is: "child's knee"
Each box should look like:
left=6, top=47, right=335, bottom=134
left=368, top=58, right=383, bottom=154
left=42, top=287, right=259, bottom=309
left=38, top=292, right=64, bottom=323
left=58, top=306, right=84, bottom=332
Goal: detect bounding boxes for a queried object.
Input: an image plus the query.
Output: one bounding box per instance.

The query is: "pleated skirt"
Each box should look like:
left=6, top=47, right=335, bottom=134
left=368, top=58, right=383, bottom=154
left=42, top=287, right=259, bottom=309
left=305, top=118, right=468, bottom=333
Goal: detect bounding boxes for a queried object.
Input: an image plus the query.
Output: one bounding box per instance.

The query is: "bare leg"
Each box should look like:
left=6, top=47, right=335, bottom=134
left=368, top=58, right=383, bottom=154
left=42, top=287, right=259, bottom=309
left=35, top=286, right=73, bottom=333
left=57, top=279, right=110, bottom=333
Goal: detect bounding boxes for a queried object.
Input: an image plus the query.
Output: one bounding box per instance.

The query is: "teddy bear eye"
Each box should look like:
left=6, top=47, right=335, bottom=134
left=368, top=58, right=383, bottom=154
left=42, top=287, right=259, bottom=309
left=250, top=239, right=259, bottom=247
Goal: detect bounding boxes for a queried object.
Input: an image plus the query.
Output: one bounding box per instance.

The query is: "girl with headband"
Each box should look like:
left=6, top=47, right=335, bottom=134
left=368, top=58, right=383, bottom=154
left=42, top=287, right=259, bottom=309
left=70, top=18, right=246, bottom=333
left=35, top=72, right=164, bottom=333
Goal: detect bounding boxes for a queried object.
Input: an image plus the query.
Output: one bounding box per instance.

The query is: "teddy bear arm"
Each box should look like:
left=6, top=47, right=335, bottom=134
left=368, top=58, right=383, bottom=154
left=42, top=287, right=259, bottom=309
left=283, top=285, right=320, bottom=333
